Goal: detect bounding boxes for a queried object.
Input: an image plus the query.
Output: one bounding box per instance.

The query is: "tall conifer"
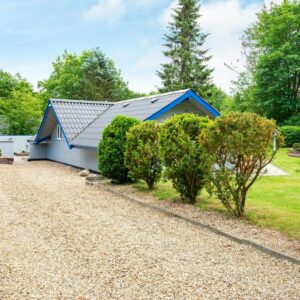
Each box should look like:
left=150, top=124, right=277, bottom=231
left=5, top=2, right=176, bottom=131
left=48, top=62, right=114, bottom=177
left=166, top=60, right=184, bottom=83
left=158, top=0, right=213, bottom=98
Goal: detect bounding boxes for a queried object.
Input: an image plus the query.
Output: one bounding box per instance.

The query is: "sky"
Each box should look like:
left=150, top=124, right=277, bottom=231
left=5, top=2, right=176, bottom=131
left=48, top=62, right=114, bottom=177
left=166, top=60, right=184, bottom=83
left=0, top=0, right=279, bottom=94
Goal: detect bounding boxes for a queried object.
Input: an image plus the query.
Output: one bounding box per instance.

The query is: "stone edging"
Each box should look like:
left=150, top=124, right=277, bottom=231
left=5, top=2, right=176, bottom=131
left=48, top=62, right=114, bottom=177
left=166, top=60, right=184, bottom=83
left=96, top=184, right=300, bottom=266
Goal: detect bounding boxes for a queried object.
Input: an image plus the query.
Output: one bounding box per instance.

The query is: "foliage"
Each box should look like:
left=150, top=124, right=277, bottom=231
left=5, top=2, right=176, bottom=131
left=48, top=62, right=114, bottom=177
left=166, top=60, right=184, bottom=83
left=39, top=49, right=141, bottom=105
left=98, top=115, right=140, bottom=183
left=157, top=0, right=213, bottom=98
left=280, top=126, right=300, bottom=147
left=125, top=121, right=162, bottom=190
left=0, top=149, right=2, bottom=157
left=283, top=113, right=300, bottom=126
left=202, top=112, right=283, bottom=217
left=206, top=85, right=227, bottom=112
left=0, top=70, right=42, bottom=135
left=233, top=1, right=300, bottom=124
left=135, top=149, right=300, bottom=239
left=293, top=143, right=300, bottom=152
left=160, top=113, right=212, bottom=203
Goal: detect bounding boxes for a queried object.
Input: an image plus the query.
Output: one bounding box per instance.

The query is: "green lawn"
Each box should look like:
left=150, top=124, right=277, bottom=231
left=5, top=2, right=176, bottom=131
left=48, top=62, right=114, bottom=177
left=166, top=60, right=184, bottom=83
left=134, top=148, right=300, bottom=239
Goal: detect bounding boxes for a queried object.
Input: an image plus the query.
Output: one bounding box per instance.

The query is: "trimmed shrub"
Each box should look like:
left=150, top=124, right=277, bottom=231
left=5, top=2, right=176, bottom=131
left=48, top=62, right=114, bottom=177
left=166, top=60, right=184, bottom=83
left=160, top=114, right=212, bottom=203
left=202, top=112, right=284, bottom=218
left=125, top=121, right=162, bottom=190
left=98, top=115, right=140, bottom=183
left=280, top=126, right=300, bottom=147
left=293, top=143, right=300, bottom=152
left=0, top=149, right=2, bottom=157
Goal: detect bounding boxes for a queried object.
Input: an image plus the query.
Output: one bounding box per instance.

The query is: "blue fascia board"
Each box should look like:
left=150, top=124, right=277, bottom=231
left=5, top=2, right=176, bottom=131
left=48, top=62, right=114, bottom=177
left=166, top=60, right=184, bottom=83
left=146, top=89, right=220, bottom=121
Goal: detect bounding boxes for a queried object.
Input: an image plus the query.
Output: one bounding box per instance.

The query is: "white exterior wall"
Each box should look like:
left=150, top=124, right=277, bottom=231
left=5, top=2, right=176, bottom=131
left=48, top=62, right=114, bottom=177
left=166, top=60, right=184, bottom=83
left=0, top=141, right=14, bottom=158
left=30, top=125, right=98, bottom=172
left=156, top=99, right=207, bottom=122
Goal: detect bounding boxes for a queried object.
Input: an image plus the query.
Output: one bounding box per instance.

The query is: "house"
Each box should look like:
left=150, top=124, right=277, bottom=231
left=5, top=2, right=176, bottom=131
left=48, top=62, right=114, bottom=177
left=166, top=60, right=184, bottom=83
left=29, top=89, right=220, bottom=172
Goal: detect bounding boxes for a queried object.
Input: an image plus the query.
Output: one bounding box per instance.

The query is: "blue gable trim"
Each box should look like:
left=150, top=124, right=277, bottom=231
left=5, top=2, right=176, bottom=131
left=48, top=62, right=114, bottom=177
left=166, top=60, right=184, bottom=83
left=49, top=100, right=73, bottom=149
left=35, top=100, right=73, bottom=149
left=146, top=89, right=220, bottom=121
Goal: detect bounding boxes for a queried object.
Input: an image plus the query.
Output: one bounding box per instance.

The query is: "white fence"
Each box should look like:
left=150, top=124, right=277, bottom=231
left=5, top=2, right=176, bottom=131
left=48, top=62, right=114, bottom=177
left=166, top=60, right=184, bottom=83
left=0, top=135, right=33, bottom=157
left=0, top=141, right=14, bottom=157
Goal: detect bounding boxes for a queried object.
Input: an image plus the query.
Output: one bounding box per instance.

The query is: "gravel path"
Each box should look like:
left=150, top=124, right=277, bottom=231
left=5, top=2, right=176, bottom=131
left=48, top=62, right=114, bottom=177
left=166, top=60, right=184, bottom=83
left=0, top=160, right=299, bottom=299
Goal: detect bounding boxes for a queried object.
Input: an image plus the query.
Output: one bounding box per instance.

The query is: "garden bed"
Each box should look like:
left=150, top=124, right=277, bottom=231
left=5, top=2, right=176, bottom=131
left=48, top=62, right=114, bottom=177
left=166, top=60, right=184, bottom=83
left=288, top=149, right=300, bottom=157
left=0, top=157, right=14, bottom=164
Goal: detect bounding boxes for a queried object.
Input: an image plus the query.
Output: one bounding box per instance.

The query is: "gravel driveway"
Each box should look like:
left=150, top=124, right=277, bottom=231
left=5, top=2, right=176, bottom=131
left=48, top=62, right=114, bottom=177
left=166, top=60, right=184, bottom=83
left=0, top=160, right=299, bottom=299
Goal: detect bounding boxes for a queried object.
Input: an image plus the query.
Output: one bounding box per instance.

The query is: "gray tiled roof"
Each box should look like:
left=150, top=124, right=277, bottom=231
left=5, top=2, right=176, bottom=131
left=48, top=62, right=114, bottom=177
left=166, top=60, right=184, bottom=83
left=71, top=89, right=190, bottom=148
left=51, top=99, right=113, bottom=142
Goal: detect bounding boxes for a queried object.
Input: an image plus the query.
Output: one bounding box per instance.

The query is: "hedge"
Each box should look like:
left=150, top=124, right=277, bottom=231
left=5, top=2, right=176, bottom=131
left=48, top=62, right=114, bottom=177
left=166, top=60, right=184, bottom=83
left=280, top=126, right=300, bottom=147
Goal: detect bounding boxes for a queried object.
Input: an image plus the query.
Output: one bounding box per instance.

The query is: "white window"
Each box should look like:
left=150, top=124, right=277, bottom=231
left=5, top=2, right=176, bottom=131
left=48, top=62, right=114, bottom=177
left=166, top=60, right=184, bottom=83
left=57, top=125, right=62, bottom=140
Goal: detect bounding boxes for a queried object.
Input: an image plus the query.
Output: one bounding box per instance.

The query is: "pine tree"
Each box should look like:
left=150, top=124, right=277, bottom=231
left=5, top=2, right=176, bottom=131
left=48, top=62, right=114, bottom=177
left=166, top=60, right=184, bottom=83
left=157, top=0, right=213, bottom=98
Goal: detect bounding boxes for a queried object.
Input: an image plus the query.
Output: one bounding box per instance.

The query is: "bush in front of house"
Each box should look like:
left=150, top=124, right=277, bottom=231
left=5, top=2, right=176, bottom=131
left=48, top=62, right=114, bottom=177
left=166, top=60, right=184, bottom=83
left=98, top=115, right=140, bottom=183
left=202, top=112, right=284, bottom=218
left=0, top=149, right=2, bottom=157
left=125, top=121, right=162, bottom=190
left=280, top=126, right=300, bottom=147
left=160, top=114, right=212, bottom=203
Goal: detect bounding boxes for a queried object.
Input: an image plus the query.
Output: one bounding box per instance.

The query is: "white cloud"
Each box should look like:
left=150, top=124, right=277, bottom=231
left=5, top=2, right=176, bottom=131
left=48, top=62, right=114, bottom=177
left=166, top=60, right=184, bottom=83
left=83, top=0, right=125, bottom=23
left=159, top=0, right=177, bottom=26
left=201, top=0, right=261, bottom=92
left=158, top=0, right=272, bottom=93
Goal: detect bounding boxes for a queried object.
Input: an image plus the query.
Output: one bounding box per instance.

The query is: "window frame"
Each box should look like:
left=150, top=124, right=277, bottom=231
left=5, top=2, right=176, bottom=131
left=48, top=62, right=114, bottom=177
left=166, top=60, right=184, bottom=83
left=57, top=125, right=62, bottom=140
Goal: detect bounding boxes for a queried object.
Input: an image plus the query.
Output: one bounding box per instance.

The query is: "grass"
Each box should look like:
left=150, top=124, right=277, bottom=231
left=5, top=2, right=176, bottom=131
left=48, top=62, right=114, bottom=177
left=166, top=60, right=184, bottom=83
left=134, top=148, right=300, bottom=239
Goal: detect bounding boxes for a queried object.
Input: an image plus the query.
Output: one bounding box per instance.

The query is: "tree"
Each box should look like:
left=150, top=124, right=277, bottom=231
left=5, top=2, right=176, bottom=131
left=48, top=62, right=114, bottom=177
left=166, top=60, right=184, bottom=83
left=0, top=70, right=42, bottom=135
left=0, top=70, right=19, bottom=98
left=157, top=0, right=213, bottom=98
left=125, top=121, right=162, bottom=190
left=98, top=115, right=140, bottom=183
left=39, top=49, right=141, bottom=104
left=202, top=112, right=283, bottom=217
left=160, top=114, right=212, bottom=203
left=234, top=0, right=300, bottom=124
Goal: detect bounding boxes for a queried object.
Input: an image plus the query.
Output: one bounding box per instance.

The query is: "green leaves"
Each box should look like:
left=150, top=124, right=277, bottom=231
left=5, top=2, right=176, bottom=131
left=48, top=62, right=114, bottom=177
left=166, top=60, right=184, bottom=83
left=0, top=70, right=42, bottom=135
left=160, top=113, right=212, bottom=203
left=158, top=0, right=213, bottom=99
left=235, top=0, right=300, bottom=124
left=202, top=112, right=284, bottom=217
left=125, top=121, right=162, bottom=190
left=98, top=115, right=140, bottom=184
left=39, top=48, right=141, bottom=104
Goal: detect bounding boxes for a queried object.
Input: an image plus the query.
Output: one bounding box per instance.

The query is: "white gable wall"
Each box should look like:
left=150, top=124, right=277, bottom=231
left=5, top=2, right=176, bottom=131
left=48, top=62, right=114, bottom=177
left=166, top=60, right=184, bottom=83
left=156, top=99, right=208, bottom=122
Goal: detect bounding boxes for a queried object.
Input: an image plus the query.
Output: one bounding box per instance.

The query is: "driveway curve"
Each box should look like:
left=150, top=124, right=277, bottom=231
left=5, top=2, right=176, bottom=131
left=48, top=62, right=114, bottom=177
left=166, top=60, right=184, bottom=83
left=0, top=160, right=299, bottom=299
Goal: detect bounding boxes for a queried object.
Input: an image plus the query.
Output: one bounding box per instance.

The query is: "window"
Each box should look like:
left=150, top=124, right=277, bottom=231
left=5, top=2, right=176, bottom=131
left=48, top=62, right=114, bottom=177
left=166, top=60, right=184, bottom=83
left=57, top=125, right=62, bottom=140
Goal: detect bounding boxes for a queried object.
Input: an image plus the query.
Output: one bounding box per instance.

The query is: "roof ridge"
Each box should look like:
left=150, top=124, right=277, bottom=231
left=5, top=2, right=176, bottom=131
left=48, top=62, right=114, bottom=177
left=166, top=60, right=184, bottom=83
left=51, top=99, right=115, bottom=105
left=116, top=89, right=190, bottom=104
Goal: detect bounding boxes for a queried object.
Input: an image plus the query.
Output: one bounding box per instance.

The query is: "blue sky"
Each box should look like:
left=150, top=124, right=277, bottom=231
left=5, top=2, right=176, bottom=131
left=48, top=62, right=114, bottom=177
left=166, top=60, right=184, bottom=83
left=0, top=0, right=276, bottom=94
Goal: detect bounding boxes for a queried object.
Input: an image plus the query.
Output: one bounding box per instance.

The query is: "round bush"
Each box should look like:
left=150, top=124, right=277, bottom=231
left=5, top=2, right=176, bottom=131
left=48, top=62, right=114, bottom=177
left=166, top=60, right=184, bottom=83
left=202, top=112, right=284, bottom=217
left=98, top=115, right=140, bottom=183
left=160, top=113, right=212, bottom=203
left=125, top=121, right=162, bottom=190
